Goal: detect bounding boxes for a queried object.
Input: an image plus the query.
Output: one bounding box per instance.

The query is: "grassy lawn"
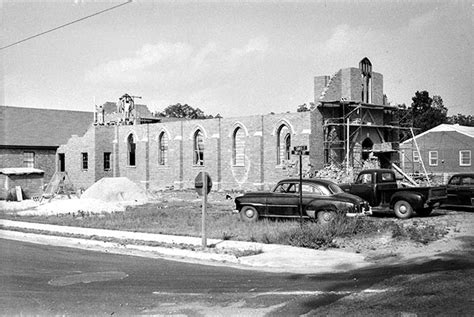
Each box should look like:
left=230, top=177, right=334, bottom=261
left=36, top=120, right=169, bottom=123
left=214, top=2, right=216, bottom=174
left=0, top=196, right=451, bottom=250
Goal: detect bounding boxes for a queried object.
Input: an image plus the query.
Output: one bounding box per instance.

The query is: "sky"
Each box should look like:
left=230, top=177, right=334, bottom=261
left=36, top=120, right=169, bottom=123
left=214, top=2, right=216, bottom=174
left=1, top=0, right=472, bottom=118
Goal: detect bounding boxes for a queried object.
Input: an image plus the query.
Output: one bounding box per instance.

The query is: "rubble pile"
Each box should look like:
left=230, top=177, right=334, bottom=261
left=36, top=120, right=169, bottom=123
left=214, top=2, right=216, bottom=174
left=315, top=164, right=354, bottom=184
left=81, top=177, right=148, bottom=203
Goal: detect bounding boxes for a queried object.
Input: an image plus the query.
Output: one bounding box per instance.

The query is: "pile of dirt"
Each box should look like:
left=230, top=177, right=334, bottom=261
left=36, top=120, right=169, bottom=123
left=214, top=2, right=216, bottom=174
left=81, top=177, right=148, bottom=203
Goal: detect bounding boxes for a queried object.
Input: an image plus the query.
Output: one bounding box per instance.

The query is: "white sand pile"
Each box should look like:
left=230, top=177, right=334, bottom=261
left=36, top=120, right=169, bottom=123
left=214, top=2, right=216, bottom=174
left=81, top=177, right=148, bottom=203
left=18, top=198, right=127, bottom=216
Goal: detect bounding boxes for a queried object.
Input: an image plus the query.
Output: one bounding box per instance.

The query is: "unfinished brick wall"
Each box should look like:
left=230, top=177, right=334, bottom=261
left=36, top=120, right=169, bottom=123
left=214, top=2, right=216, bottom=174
left=65, top=112, right=313, bottom=192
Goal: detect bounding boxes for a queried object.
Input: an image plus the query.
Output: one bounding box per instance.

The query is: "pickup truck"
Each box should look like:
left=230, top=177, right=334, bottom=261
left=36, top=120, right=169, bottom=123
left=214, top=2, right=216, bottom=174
left=339, top=169, right=447, bottom=219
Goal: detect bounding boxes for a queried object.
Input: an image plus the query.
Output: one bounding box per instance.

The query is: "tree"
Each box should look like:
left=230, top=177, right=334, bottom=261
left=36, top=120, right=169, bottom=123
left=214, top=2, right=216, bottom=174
left=296, top=102, right=315, bottom=112
left=447, top=113, right=474, bottom=126
left=155, top=103, right=213, bottom=119
left=410, top=91, right=447, bottom=134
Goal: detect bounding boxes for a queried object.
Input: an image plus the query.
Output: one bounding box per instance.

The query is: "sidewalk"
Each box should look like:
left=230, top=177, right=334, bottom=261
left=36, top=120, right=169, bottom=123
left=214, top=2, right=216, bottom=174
left=0, top=219, right=371, bottom=274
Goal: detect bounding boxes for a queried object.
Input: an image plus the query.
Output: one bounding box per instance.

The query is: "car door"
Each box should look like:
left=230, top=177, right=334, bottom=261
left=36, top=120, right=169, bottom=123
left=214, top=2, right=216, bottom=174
left=446, top=175, right=461, bottom=205
left=267, top=182, right=299, bottom=216
left=459, top=176, right=474, bottom=206
left=350, top=172, right=376, bottom=206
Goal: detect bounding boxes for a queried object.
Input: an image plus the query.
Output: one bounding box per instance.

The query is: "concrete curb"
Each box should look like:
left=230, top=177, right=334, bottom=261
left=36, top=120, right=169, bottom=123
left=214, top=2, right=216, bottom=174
left=0, top=219, right=372, bottom=274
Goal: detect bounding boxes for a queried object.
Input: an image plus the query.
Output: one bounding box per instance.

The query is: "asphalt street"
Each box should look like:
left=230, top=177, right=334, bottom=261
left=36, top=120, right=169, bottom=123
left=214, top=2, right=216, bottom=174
left=2, top=238, right=473, bottom=316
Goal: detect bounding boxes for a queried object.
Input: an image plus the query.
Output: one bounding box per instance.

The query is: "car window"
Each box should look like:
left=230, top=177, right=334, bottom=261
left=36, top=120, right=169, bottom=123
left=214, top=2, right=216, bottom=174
left=381, top=172, right=395, bottom=182
left=449, top=176, right=461, bottom=185
left=274, top=184, right=287, bottom=192
left=461, top=177, right=473, bottom=185
left=329, top=183, right=344, bottom=194
left=287, top=184, right=297, bottom=193
left=357, top=173, right=373, bottom=184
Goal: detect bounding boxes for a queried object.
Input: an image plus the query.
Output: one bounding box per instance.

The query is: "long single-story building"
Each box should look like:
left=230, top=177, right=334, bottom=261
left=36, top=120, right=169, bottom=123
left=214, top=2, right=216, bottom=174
left=400, top=124, right=474, bottom=180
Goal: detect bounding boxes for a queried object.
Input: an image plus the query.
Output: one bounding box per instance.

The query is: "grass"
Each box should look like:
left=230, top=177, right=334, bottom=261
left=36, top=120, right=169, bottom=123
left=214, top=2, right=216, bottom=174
left=0, top=199, right=450, bottom=249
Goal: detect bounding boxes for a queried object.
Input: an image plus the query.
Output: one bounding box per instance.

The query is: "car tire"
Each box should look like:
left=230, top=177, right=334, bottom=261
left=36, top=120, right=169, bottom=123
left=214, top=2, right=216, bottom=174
left=393, top=200, right=414, bottom=219
left=417, top=208, right=433, bottom=217
left=317, top=210, right=336, bottom=225
left=240, top=206, right=259, bottom=222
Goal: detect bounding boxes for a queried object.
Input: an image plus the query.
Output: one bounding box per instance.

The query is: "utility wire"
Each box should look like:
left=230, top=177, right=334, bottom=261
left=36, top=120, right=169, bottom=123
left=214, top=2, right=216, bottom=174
left=1, top=0, right=132, bottom=51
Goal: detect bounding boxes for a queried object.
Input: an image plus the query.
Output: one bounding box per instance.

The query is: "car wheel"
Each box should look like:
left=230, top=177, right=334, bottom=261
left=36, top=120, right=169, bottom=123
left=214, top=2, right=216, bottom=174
left=240, top=206, right=259, bottom=222
left=393, top=200, right=414, bottom=219
left=417, top=208, right=433, bottom=217
left=317, top=210, right=336, bottom=225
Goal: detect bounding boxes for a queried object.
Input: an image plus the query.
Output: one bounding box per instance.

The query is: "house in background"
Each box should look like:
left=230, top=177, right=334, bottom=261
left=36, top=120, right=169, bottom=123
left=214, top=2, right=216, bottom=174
left=400, top=124, right=474, bottom=182
left=0, top=106, right=92, bottom=182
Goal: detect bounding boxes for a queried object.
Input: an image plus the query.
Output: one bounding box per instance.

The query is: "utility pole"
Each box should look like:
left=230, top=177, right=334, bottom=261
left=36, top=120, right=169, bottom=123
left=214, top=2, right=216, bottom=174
left=292, top=145, right=310, bottom=226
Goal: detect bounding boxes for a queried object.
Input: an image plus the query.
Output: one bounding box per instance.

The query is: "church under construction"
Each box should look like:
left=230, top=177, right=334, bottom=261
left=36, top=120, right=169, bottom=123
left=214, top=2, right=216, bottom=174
left=58, top=58, right=402, bottom=191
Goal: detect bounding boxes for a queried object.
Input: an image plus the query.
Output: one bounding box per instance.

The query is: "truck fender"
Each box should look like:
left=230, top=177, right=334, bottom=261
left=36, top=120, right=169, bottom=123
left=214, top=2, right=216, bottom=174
left=390, top=192, right=423, bottom=210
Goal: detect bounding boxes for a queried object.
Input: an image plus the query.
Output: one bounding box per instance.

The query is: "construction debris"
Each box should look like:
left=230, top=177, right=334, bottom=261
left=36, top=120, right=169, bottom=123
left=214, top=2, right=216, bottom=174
left=81, top=177, right=148, bottom=203
left=315, top=163, right=354, bottom=184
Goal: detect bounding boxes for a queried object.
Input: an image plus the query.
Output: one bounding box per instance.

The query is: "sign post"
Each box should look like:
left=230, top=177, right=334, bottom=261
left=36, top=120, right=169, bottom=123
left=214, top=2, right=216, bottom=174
left=195, top=172, right=212, bottom=248
left=291, top=146, right=310, bottom=225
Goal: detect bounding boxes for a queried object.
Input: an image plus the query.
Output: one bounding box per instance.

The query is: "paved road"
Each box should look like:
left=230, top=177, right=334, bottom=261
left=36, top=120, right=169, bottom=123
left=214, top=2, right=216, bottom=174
left=1, top=238, right=472, bottom=316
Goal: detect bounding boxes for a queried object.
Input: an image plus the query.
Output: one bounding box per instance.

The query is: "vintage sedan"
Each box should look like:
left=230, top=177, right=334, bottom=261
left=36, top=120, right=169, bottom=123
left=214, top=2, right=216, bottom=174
left=441, top=173, right=474, bottom=209
left=234, top=178, right=372, bottom=223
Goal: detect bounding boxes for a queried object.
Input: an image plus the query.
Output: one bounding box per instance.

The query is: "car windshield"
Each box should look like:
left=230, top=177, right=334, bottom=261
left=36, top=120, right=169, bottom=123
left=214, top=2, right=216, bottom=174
left=328, top=183, right=344, bottom=194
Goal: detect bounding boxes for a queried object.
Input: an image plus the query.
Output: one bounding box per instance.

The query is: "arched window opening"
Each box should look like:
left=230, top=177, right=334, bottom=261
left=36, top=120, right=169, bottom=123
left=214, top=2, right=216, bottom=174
left=232, top=127, right=245, bottom=166
left=359, top=57, right=372, bottom=103
left=361, top=137, right=374, bottom=161
left=277, top=125, right=291, bottom=165
left=193, top=130, right=204, bottom=165
left=158, top=132, right=168, bottom=165
left=127, top=134, right=136, bottom=166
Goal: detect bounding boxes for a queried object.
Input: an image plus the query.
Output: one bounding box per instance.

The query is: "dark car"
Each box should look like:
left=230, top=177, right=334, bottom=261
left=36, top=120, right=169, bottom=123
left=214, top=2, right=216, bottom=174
left=442, top=173, right=474, bottom=209
left=234, top=178, right=371, bottom=223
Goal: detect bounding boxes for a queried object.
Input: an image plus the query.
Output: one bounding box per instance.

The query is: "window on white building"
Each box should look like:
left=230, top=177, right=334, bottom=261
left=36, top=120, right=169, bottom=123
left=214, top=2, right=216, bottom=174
left=459, top=150, right=471, bottom=166
left=429, top=151, right=438, bottom=166
left=193, top=130, right=204, bottom=166
left=23, top=152, right=35, bottom=168
left=413, top=151, right=420, bottom=162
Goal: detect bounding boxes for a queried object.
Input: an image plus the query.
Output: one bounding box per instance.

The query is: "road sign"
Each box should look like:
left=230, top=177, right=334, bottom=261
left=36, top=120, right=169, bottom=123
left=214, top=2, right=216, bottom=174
left=291, top=145, right=310, bottom=156
left=195, top=172, right=212, bottom=196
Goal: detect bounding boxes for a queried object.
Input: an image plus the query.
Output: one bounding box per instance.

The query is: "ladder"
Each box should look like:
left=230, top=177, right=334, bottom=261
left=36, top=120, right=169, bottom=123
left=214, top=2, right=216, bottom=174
left=41, top=171, right=77, bottom=202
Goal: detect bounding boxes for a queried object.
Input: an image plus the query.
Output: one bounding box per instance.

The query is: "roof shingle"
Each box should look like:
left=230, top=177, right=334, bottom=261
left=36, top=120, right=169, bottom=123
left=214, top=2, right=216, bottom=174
left=1, top=106, right=92, bottom=147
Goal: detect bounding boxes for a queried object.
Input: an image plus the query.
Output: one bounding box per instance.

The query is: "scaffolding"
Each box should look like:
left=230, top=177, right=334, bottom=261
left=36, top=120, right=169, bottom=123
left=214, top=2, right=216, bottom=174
left=321, top=101, right=400, bottom=171
left=319, top=100, right=430, bottom=184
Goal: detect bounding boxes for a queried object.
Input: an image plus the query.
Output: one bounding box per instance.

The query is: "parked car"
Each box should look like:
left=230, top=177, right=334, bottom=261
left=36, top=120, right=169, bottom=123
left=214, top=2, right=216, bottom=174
left=234, top=178, right=372, bottom=223
left=441, top=173, right=474, bottom=209
left=339, top=169, right=447, bottom=219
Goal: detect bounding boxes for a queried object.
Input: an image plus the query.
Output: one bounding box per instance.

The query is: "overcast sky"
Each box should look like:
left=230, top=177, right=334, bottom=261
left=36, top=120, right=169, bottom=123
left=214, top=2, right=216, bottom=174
left=2, top=0, right=472, bottom=117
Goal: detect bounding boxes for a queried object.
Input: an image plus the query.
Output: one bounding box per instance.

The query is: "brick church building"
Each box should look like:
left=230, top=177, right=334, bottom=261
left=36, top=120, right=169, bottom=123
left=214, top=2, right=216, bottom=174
left=58, top=58, right=400, bottom=191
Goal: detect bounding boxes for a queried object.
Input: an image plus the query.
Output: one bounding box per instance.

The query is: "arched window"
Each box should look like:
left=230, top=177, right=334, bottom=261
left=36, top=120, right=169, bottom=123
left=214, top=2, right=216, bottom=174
left=193, top=130, right=204, bottom=165
left=359, top=57, right=372, bottom=103
left=232, top=127, right=245, bottom=166
left=277, top=125, right=291, bottom=165
left=127, top=134, right=136, bottom=166
left=158, top=132, right=168, bottom=165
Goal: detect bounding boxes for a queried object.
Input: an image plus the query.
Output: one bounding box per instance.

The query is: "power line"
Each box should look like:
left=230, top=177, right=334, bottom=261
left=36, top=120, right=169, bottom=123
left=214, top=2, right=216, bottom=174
left=1, top=0, right=132, bottom=51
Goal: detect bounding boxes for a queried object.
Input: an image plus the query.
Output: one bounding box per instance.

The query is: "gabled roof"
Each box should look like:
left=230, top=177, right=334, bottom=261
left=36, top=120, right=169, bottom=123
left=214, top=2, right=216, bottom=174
left=401, top=124, right=474, bottom=144
left=1, top=106, right=92, bottom=147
